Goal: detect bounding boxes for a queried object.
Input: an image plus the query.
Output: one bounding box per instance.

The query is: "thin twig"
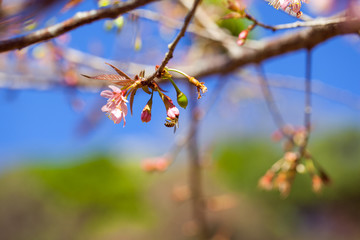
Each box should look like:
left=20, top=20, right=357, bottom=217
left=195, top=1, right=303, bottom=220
left=256, top=65, right=287, bottom=132
left=299, top=48, right=312, bottom=156
left=147, top=0, right=203, bottom=82
left=273, top=16, right=353, bottom=30
left=179, top=0, right=240, bottom=55
left=245, top=12, right=276, bottom=31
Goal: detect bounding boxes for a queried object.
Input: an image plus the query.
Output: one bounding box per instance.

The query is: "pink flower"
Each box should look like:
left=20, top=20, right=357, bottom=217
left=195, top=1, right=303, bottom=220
left=167, top=105, right=180, bottom=119
left=280, top=0, right=291, bottom=10
left=269, top=0, right=308, bottom=14
left=163, top=95, right=180, bottom=119
left=100, top=85, right=128, bottom=126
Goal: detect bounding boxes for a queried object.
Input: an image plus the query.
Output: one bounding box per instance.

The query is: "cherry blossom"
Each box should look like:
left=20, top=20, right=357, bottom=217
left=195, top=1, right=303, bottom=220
left=100, top=85, right=128, bottom=126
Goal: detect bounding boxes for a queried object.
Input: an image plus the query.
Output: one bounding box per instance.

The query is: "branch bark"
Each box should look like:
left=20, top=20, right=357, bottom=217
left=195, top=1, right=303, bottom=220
left=0, top=0, right=157, bottom=53
left=188, top=17, right=360, bottom=78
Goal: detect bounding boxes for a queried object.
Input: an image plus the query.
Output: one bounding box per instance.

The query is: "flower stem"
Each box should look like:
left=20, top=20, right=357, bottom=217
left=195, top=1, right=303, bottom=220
left=168, top=77, right=181, bottom=94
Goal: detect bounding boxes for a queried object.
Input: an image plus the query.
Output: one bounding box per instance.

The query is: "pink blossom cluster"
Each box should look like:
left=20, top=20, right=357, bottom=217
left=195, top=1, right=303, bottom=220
left=269, top=0, right=309, bottom=16
left=100, top=85, right=128, bottom=126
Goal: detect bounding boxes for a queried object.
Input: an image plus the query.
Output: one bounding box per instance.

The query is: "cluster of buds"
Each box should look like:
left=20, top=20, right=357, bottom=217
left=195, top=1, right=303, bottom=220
left=268, top=0, right=310, bottom=18
left=82, top=63, right=207, bottom=132
left=259, top=125, right=330, bottom=197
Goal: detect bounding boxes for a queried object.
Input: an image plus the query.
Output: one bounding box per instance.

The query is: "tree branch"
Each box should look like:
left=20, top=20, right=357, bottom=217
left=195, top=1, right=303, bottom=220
left=0, top=0, right=157, bottom=53
left=189, top=17, right=360, bottom=78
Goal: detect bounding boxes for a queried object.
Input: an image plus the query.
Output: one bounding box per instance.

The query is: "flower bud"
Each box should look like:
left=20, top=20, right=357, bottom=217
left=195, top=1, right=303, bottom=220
left=167, top=106, right=180, bottom=119
left=141, top=107, right=151, bottom=123
left=161, top=94, right=180, bottom=119
left=238, top=29, right=249, bottom=39
left=141, top=98, right=152, bottom=123
left=237, top=30, right=249, bottom=46
left=177, top=92, right=188, bottom=109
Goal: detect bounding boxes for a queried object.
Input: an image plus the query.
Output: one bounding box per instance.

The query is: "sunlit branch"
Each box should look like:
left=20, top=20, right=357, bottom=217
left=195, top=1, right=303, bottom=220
left=191, top=17, right=360, bottom=78
left=273, top=16, right=354, bottom=30
left=0, top=0, right=156, bottom=53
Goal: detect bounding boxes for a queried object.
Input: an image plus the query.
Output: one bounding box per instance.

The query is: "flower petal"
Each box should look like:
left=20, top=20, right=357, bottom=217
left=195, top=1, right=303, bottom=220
left=109, top=85, right=121, bottom=93
left=100, top=90, right=113, bottom=98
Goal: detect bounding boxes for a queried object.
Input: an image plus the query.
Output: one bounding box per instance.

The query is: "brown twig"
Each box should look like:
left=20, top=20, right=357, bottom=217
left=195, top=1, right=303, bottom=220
left=256, top=65, right=287, bottom=133
left=147, top=0, right=203, bottom=82
left=245, top=12, right=276, bottom=31
left=0, top=0, right=156, bottom=53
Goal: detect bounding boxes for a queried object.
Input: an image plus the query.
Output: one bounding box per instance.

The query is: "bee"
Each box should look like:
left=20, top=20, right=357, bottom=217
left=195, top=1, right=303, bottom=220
left=164, top=116, right=179, bottom=133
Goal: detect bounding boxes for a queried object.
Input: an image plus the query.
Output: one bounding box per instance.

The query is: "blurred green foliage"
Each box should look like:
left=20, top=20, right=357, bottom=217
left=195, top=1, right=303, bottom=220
left=218, top=18, right=248, bottom=36
left=31, top=156, right=146, bottom=218
left=0, top=155, right=152, bottom=240
left=203, top=0, right=249, bottom=36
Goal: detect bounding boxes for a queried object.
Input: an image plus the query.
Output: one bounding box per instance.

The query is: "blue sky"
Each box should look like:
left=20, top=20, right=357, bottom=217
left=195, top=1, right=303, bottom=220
left=0, top=0, right=359, bottom=168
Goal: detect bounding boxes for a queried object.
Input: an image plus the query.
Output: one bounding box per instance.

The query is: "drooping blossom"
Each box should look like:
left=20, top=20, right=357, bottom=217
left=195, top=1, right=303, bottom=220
left=141, top=104, right=152, bottom=123
left=167, top=105, right=180, bottom=119
left=100, top=85, right=128, bottom=126
left=162, top=95, right=179, bottom=119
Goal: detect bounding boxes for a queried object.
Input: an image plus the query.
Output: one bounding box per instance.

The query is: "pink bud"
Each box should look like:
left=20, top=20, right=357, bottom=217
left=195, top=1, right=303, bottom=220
left=237, top=30, right=249, bottom=46
left=141, top=106, right=151, bottom=123
left=167, top=106, right=180, bottom=119
left=237, top=39, right=246, bottom=46
left=238, top=30, right=249, bottom=40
